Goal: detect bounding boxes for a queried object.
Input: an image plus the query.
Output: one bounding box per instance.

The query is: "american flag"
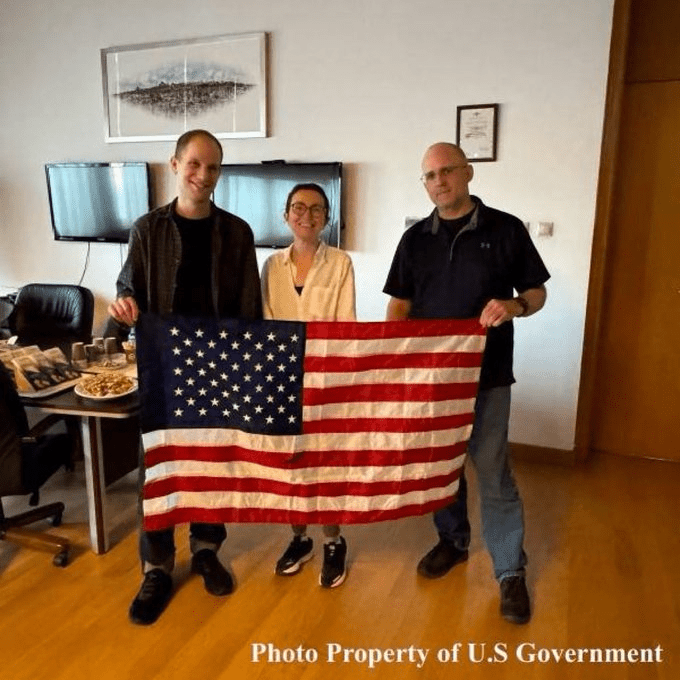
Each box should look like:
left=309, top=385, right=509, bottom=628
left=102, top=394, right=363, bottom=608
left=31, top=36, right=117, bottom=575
left=136, top=313, right=486, bottom=531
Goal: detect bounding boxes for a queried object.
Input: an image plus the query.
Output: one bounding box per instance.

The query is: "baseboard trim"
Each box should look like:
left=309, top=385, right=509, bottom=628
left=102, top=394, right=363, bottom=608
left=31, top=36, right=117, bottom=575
left=509, top=442, right=576, bottom=466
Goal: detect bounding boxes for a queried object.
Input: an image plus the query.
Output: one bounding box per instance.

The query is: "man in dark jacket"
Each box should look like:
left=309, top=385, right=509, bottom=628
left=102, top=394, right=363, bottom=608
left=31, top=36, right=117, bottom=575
left=108, top=129, right=262, bottom=625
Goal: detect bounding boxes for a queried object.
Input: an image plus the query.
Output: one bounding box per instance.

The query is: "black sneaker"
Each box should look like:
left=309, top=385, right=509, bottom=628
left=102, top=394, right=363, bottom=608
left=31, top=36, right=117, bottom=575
left=275, top=536, right=314, bottom=575
left=129, top=569, right=173, bottom=625
left=500, top=575, right=531, bottom=624
left=417, top=540, right=468, bottom=578
left=320, top=537, right=347, bottom=588
left=191, top=549, right=234, bottom=596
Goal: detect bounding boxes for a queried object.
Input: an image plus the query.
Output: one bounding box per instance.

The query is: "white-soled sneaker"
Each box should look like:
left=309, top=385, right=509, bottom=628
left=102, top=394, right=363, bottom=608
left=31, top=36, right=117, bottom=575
left=275, top=536, right=314, bottom=575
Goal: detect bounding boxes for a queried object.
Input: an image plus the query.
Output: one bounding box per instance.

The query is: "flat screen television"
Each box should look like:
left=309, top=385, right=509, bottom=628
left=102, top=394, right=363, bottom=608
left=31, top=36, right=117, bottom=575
left=45, top=162, right=150, bottom=243
left=212, top=161, right=343, bottom=248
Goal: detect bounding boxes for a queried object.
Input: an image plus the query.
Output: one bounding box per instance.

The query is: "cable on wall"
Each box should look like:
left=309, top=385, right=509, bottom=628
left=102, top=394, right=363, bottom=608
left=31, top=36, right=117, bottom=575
left=77, top=243, right=91, bottom=286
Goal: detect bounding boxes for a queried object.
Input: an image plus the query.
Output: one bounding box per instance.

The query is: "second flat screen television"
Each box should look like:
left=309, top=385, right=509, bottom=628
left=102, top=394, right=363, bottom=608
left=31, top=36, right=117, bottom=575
left=212, top=162, right=342, bottom=248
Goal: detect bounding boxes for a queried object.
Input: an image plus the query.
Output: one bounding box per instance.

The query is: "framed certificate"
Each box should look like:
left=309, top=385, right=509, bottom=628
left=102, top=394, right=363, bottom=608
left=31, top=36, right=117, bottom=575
left=456, top=104, right=499, bottom=162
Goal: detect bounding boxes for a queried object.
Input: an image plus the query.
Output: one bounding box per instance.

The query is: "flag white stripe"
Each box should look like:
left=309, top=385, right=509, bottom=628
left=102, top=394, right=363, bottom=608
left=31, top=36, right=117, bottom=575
left=143, top=481, right=460, bottom=517
left=305, top=334, right=485, bottom=357
left=142, top=424, right=473, bottom=455
left=303, top=367, right=482, bottom=388
left=145, top=456, right=463, bottom=486
left=303, top=397, right=476, bottom=421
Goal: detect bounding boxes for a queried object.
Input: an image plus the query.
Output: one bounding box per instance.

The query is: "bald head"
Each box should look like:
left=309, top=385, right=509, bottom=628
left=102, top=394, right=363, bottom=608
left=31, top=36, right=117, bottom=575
left=421, top=142, right=468, bottom=170
left=420, top=142, right=474, bottom=219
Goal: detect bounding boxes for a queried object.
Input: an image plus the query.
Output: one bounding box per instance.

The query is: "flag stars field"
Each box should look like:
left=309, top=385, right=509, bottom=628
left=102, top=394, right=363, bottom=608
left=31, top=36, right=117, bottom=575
left=162, top=322, right=306, bottom=435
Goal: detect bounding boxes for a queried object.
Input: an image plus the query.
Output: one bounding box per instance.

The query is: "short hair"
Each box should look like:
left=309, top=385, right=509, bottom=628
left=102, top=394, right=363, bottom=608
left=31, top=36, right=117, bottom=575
left=174, top=129, right=223, bottom=162
left=285, top=183, right=330, bottom=223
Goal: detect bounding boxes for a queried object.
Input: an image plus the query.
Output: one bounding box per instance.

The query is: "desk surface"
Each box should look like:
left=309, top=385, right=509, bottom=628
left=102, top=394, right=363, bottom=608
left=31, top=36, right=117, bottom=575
left=23, top=387, right=139, bottom=419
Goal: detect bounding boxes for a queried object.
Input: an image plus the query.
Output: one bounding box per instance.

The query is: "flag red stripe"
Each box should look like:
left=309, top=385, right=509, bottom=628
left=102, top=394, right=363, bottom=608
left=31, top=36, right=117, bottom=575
left=302, top=381, right=479, bottom=405
left=304, top=352, right=483, bottom=372
left=143, top=440, right=468, bottom=469
left=302, top=412, right=474, bottom=434
left=305, top=319, right=485, bottom=340
left=144, top=442, right=468, bottom=468
left=144, top=469, right=461, bottom=501
left=142, top=495, right=455, bottom=531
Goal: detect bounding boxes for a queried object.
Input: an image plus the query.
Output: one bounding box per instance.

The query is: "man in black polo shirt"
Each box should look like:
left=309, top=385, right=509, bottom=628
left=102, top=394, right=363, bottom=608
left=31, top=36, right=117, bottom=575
left=108, top=129, right=262, bottom=625
left=383, top=142, right=549, bottom=624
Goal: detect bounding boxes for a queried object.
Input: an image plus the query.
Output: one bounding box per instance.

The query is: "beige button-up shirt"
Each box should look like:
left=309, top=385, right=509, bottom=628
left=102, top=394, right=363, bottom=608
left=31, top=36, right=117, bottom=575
left=261, top=242, right=356, bottom=321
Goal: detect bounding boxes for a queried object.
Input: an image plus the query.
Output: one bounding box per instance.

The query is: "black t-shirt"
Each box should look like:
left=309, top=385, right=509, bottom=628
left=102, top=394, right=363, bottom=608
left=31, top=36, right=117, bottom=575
left=439, top=209, right=475, bottom=241
left=383, top=197, right=550, bottom=389
left=172, top=212, right=213, bottom=316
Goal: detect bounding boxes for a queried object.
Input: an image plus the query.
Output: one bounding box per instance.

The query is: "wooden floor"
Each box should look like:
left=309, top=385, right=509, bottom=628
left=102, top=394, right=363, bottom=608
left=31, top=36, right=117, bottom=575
left=1, top=452, right=678, bottom=680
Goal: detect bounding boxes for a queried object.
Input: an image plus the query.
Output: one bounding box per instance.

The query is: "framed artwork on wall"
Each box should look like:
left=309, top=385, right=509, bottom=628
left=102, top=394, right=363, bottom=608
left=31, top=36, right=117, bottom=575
left=456, top=103, right=499, bottom=162
left=101, top=32, right=267, bottom=143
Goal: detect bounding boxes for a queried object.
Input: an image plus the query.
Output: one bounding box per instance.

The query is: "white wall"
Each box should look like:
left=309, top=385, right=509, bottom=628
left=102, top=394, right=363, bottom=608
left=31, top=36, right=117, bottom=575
left=0, top=0, right=614, bottom=451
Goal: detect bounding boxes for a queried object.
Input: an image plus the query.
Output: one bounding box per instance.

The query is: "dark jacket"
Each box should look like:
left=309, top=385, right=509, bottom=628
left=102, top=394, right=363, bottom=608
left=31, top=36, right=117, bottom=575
left=110, top=200, right=262, bottom=336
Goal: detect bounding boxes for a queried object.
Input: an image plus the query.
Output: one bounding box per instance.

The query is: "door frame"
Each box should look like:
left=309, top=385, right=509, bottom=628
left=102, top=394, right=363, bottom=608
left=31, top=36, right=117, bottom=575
left=573, top=0, right=632, bottom=462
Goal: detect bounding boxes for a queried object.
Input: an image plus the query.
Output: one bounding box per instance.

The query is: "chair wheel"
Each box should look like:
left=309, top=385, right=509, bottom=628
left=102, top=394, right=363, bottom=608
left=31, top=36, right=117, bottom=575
left=52, top=512, right=63, bottom=527
left=53, top=550, right=69, bottom=567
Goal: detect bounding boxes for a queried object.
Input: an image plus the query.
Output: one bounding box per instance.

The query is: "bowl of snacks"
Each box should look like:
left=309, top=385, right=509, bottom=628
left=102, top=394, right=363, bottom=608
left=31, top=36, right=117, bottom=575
left=75, top=372, right=138, bottom=400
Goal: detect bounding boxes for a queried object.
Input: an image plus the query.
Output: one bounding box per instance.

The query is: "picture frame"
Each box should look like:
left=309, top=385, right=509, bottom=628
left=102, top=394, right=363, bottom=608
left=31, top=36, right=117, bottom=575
left=101, top=32, right=267, bottom=143
left=456, top=104, right=499, bottom=162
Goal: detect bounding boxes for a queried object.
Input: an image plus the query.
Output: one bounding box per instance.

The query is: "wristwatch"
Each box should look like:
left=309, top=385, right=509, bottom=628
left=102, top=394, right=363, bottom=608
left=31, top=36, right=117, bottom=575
left=515, top=296, right=529, bottom=317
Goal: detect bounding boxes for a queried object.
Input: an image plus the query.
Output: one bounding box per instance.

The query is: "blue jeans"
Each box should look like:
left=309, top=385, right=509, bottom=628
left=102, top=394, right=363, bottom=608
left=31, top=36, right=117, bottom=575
left=433, top=385, right=527, bottom=580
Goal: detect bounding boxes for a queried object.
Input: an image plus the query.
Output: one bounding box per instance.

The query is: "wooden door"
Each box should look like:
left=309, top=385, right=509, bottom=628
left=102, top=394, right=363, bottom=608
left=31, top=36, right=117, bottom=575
left=590, top=80, right=680, bottom=461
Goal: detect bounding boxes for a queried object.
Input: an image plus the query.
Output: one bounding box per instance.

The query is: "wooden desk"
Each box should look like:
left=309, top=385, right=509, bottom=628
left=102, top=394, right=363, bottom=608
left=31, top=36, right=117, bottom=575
left=24, top=388, right=140, bottom=554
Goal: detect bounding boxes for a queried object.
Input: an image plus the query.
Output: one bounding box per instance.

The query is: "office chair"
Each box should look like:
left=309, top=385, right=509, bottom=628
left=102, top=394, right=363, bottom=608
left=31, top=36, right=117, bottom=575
left=0, top=366, right=71, bottom=567
left=7, top=283, right=94, bottom=466
left=8, top=283, right=94, bottom=355
left=0, top=294, right=13, bottom=340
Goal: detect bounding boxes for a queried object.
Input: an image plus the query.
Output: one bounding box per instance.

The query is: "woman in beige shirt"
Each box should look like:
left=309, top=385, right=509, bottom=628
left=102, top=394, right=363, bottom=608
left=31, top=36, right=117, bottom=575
left=261, top=183, right=356, bottom=588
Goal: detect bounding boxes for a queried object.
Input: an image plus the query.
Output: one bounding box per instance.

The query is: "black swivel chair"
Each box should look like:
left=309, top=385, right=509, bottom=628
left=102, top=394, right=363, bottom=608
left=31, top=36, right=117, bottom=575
left=8, top=283, right=95, bottom=355
left=0, top=295, right=13, bottom=340
left=0, top=366, right=71, bottom=567
left=7, top=283, right=95, bottom=467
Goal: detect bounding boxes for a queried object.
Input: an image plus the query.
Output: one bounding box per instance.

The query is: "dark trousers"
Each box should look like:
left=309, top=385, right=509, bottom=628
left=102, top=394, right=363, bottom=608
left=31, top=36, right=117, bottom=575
left=140, top=523, right=227, bottom=572
left=137, top=444, right=226, bottom=571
